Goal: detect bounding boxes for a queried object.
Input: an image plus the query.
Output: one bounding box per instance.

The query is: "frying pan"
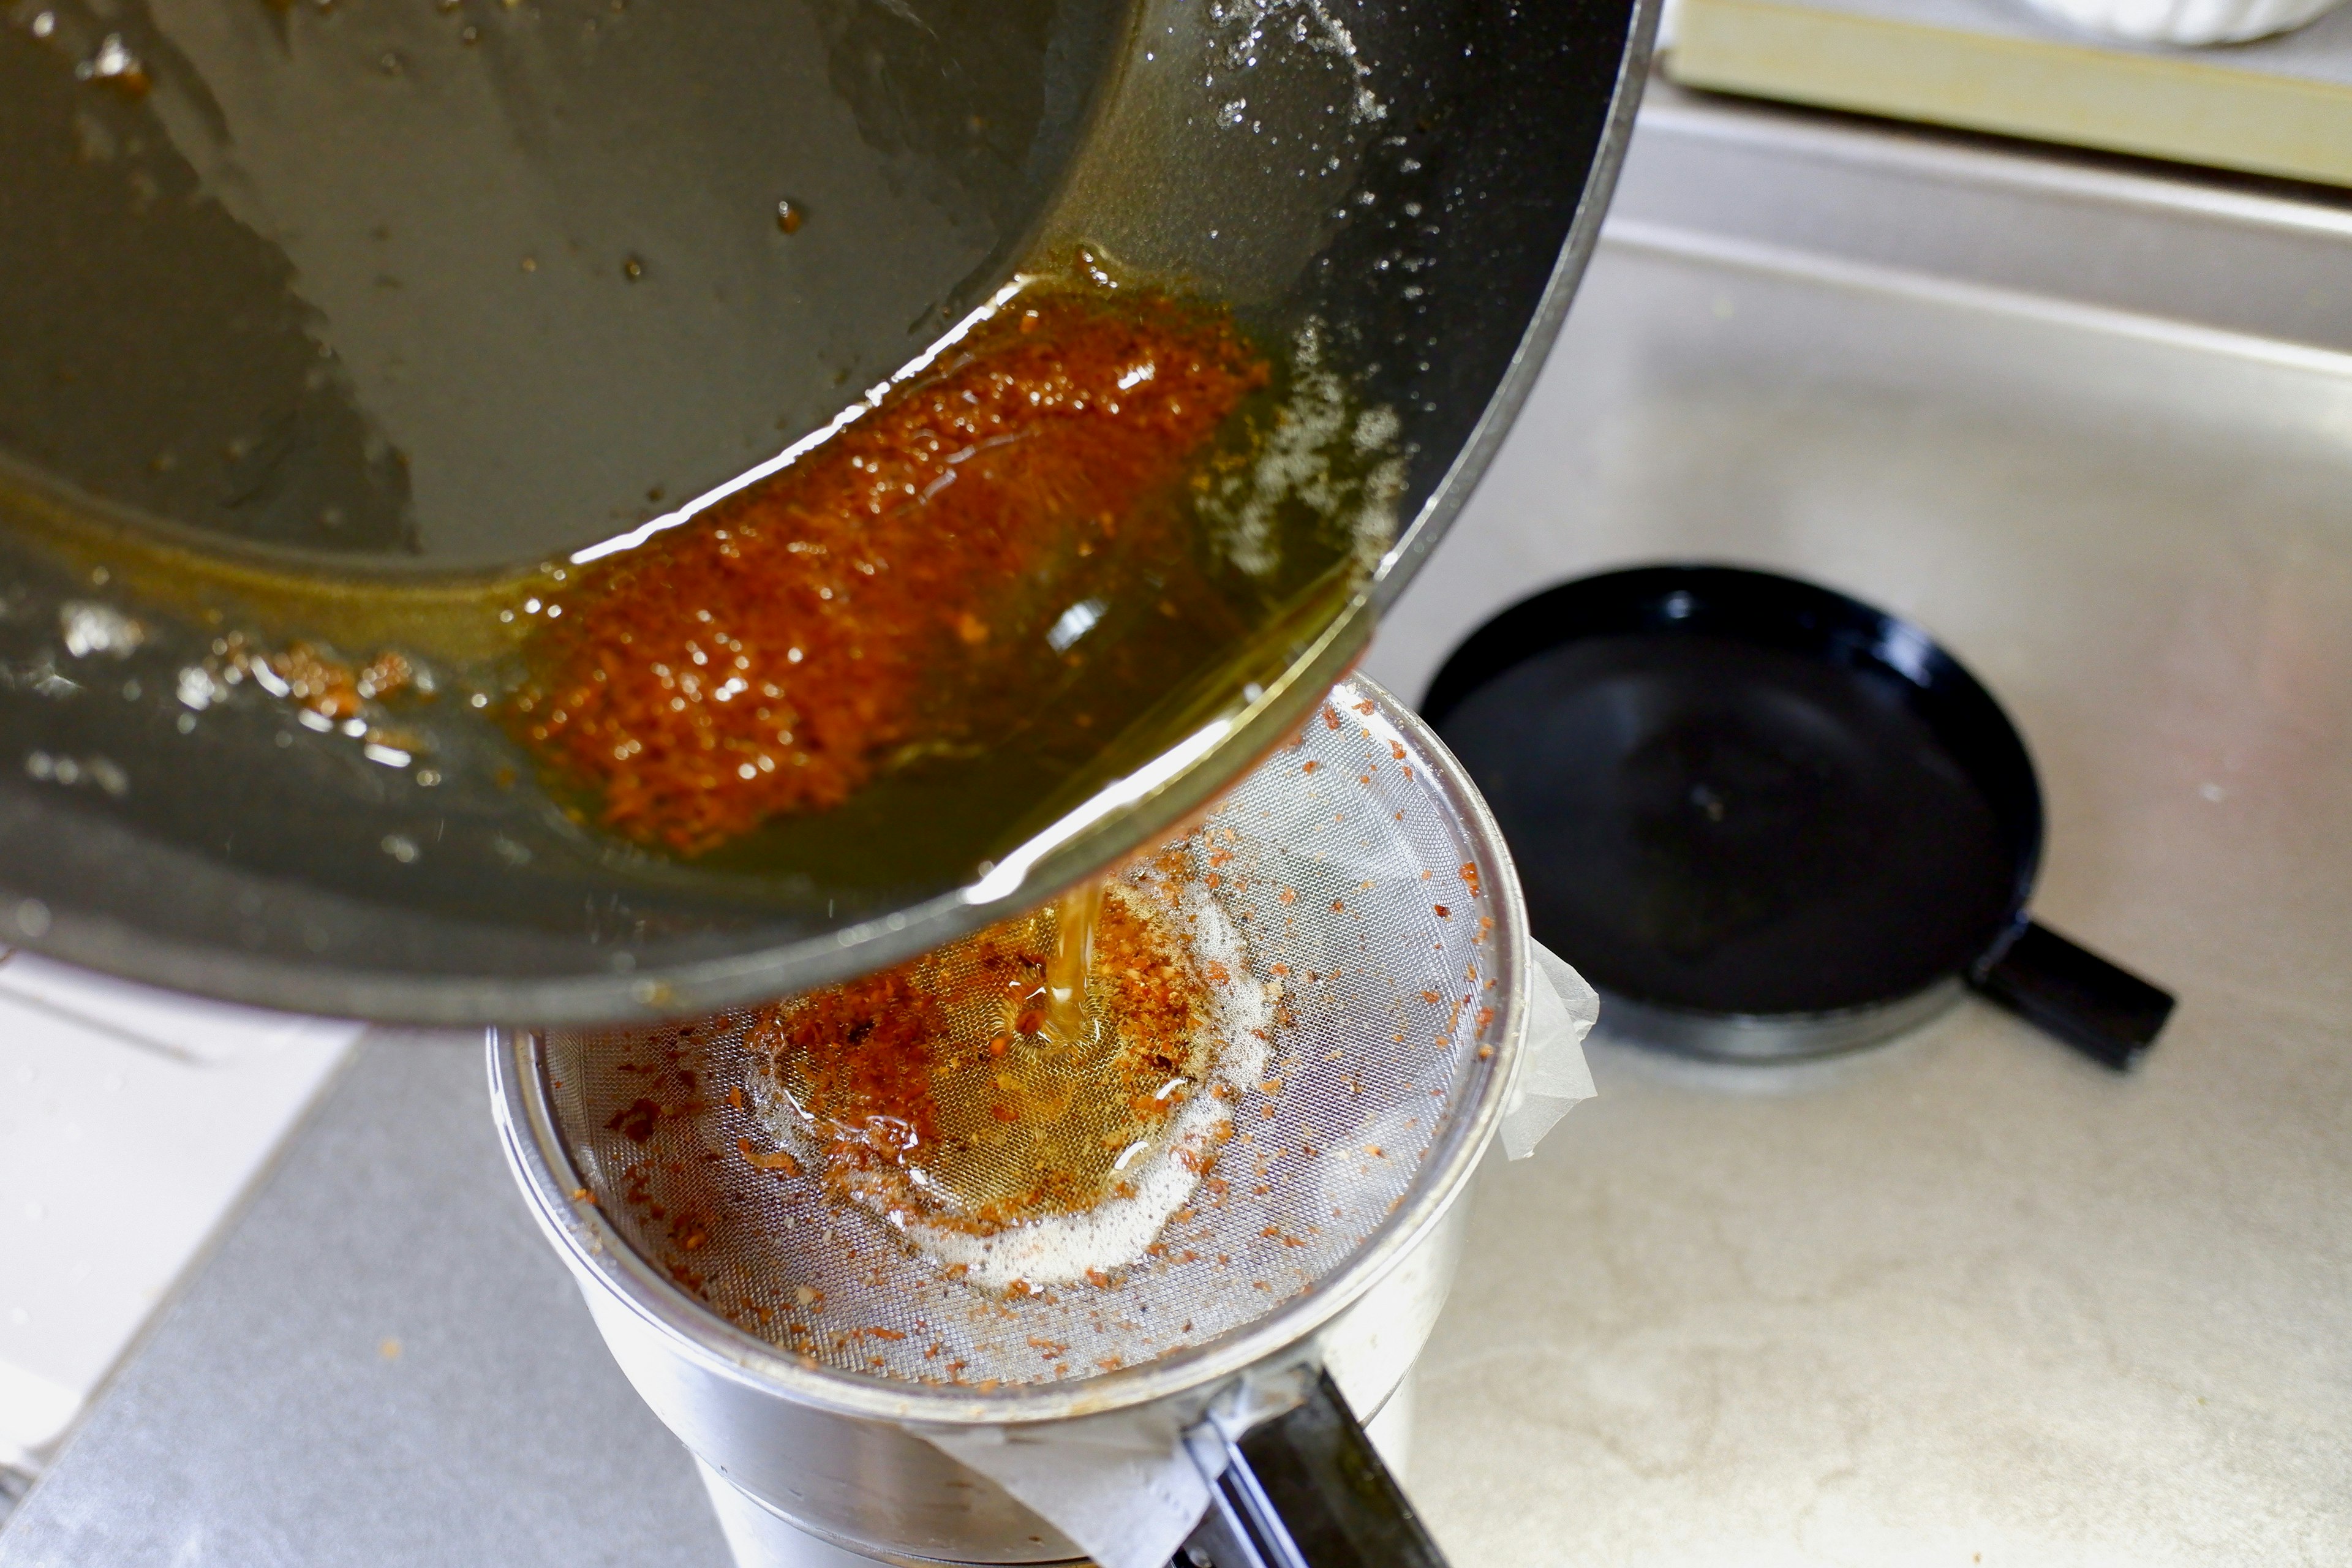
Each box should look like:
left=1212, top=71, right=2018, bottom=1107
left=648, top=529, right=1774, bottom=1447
left=1422, top=565, right=2175, bottom=1069
left=0, top=0, right=1656, bottom=1022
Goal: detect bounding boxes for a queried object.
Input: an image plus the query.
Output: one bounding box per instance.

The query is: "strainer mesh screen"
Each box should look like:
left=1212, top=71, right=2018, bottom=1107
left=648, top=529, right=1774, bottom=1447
left=538, top=680, right=1510, bottom=1389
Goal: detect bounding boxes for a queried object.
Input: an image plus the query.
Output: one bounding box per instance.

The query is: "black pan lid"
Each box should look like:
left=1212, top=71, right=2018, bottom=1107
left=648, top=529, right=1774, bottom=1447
left=1423, top=565, right=2043, bottom=1021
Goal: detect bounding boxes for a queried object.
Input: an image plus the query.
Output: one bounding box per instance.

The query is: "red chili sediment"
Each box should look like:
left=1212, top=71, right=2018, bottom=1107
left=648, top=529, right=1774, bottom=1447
left=745, top=883, right=1216, bottom=1238
left=511, top=286, right=1270, bottom=853
left=749, top=966, right=946, bottom=1164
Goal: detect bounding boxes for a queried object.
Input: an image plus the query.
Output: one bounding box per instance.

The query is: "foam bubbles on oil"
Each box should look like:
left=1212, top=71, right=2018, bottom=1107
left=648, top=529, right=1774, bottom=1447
left=1199, top=320, right=1407, bottom=581
left=1207, top=0, right=1387, bottom=129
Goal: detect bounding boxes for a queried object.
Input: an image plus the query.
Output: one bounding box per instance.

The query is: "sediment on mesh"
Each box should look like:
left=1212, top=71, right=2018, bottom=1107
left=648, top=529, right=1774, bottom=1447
left=541, top=689, right=1507, bottom=1389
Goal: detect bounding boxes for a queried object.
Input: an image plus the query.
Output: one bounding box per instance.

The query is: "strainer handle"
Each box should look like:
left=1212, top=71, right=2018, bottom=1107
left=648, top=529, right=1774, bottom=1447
left=1179, top=1368, right=1449, bottom=1568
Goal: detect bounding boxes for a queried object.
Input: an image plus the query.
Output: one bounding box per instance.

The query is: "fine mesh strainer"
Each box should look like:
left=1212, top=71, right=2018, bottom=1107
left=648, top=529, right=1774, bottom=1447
left=491, top=674, right=1561, bottom=1568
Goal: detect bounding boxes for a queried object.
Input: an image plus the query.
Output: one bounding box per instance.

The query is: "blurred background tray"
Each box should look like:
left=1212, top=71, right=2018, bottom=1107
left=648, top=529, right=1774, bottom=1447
left=1667, top=0, right=2352, bottom=187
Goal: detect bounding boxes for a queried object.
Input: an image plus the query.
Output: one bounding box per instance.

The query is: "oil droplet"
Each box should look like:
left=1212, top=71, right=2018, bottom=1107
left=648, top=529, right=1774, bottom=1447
left=775, top=199, right=805, bottom=235
left=621, top=255, right=646, bottom=282
left=77, top=33, right=149, bottom=96
left=59, top=602, right=144, bottom=659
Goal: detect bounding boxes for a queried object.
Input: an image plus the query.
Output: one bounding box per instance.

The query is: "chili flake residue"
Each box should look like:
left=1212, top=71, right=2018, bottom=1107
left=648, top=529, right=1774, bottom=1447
left=511, top=285, right=1268, bottom=853
left=745, top=884, right=1220, bottom=1241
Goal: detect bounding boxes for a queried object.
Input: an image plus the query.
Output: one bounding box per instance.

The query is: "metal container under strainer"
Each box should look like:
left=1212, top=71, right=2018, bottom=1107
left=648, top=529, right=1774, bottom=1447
left=491, top=676, right=1550, bottom=1567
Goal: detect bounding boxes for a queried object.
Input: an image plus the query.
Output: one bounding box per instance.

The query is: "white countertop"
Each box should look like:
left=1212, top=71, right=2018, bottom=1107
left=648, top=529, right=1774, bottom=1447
left=0, top=956, right=359, bottom=1471
left=1363, top=88, right=2352, bottom=1566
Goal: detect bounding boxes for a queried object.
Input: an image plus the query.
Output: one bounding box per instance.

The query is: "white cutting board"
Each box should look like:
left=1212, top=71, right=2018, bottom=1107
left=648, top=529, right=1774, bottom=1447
left=0, top=954, right=361, bottom=1471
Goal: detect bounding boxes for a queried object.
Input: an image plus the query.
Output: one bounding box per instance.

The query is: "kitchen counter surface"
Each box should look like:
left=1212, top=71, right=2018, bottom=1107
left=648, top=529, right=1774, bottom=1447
left=1366, top=86, right=2352, bottom=1567
left=5, top=85, right=2350, bottom=1567
left=0, top=1034, right=731, bottom=1567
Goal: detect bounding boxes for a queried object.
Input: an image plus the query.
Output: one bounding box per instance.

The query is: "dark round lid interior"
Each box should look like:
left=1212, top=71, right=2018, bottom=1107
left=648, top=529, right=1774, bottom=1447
left=1428, top=568, right=2038, bottom=1019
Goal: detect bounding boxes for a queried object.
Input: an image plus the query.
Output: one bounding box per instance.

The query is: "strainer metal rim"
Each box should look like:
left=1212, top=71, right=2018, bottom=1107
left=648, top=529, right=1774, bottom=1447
left=489, top=674, right=1533, bottom=1429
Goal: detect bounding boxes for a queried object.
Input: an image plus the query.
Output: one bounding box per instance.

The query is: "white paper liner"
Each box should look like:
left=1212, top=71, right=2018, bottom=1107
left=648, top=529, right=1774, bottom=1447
left=907, top=950, right=1598, bottom=1568
left=1502, top=942, right=1600, bottom=1160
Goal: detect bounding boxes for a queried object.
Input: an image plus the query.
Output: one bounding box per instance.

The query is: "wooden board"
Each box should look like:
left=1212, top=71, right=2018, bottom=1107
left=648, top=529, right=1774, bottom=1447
left=1668, top=0, right=2352, bottom=188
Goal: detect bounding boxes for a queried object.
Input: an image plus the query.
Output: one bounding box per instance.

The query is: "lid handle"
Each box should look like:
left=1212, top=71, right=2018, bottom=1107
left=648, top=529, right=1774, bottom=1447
left=1972, top=920, right=2174, bottom=1071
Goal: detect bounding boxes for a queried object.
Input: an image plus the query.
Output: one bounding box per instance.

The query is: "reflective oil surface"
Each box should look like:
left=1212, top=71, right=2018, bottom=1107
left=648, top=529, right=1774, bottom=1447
left=0, top=0, right=1112, bottom=564
left=748, top=878, right=1227, bottom=1265
left=0, top=0, right=1409, bottom=968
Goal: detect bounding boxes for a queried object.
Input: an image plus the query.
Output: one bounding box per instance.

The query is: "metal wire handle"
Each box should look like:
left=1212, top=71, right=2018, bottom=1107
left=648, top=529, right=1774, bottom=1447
left=1178, top=1370, right=1449, bottom=1568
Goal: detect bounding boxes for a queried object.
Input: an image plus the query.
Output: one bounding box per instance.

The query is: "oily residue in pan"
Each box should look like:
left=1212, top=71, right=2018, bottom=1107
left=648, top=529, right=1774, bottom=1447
left=508, top=277, right=1270, bottom=854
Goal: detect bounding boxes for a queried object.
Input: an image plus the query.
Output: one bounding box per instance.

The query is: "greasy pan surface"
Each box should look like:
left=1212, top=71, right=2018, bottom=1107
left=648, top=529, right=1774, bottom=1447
left=0, top=0, right=1653, bottom=1022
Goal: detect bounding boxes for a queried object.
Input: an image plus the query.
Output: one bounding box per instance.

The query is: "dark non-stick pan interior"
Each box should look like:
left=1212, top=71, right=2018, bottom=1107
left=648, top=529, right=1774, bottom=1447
left=1423, top=565, right=2044, bottom=1020
left=0, top=0, right=1656, bottom=1021
left=0, top=0, right=1118, bottom=567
